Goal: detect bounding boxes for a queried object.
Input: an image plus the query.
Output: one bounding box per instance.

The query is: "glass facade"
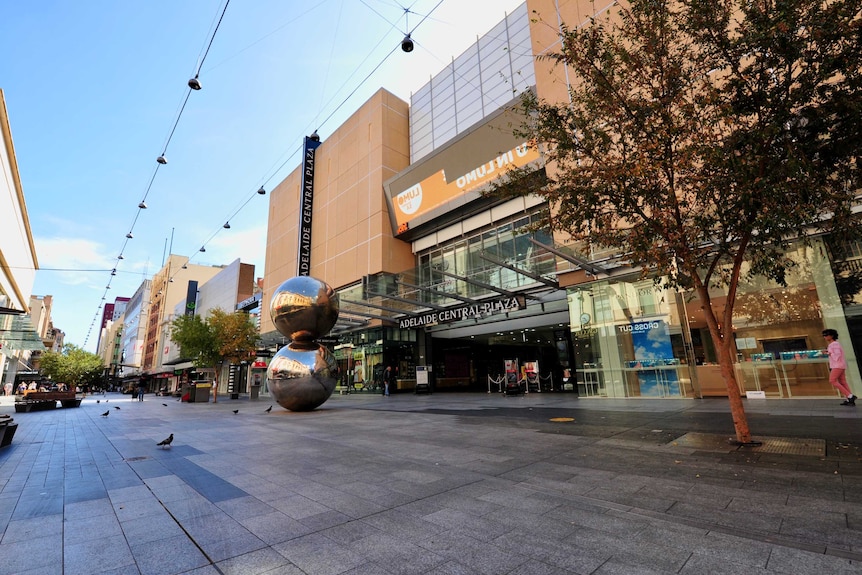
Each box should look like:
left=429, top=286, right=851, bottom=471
left=568, top=238, right=860, bottom=399
left=410, top=2, right=535, bottom=163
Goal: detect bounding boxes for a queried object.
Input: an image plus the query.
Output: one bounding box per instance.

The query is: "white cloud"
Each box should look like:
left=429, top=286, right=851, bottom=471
left=35, top=236, right=114, bottom=286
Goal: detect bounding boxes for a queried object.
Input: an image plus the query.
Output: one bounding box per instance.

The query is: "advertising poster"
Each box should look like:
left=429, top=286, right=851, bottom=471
left=504, top=359, right=520, bottom=387
left=629, top=320, right=680, bottom=396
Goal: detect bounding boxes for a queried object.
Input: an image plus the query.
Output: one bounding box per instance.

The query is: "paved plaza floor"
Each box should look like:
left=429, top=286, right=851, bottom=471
left=1, top=390, right=861, bottom=575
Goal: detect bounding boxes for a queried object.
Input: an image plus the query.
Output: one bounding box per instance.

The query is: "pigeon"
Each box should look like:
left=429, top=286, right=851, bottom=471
left=156, top=434, right=174, bottom=449
left=233, top=410, right=239, bottom=414
left=101, top=410, right=109, bottom=417
left=265, top=405, right=272, bottom=413
left=114, top=406, right=121, bottom=410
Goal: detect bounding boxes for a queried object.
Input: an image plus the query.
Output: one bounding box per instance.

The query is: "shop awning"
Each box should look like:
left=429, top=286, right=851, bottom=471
left=0, top=312, right=46, bottom=352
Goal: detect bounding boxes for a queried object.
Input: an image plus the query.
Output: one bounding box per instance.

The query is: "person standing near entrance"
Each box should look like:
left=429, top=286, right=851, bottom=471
left=137, top=384, right=145, bottom=402
left=823, top=329, right=856, bottom=406
left=383, top=365, right=394, bottom=397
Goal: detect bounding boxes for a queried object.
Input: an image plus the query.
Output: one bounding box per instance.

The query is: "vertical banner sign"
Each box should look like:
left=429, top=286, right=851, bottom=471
left=184, top=280, right=198, bottom=316
left=228, top=364, right=239, bottom=394
left=297, top=135, right=322, bottom=276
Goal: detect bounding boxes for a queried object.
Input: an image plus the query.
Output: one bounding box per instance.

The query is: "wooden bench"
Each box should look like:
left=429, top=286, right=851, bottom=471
left=15, top=391, right=81, bottom=412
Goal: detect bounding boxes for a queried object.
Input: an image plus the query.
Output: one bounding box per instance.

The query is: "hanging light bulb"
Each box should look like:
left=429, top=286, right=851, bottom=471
left=111, top=269, right=117, bottom=276
left=181, top=264, right=188, bottom=269
left=223, top=222, right=231, bottom=229
left=138, top=201, right=148, bottom=209
left=168, top=278, right=174, bottom=283
left=126, top=232, right=134, bottom=239
left=257, top=186, right=266, bottom=195
left=156, top=155, right=167, bottom=165
left=199, top=247, right=206, bottom=252
left=188, top=76, right=202, bottom=90
left=117, top=254, right=124, bottom=260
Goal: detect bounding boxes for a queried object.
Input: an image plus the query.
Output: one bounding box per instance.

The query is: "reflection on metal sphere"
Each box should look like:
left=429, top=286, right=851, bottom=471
left=267, top=342, right=337, bottom=411
left=270, top=276, right=339, bottom=342
left=268, top=276, right=340, bottom=411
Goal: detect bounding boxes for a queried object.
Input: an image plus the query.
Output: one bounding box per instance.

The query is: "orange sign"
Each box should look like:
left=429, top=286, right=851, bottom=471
left=392, top=142, right=540, bottom=227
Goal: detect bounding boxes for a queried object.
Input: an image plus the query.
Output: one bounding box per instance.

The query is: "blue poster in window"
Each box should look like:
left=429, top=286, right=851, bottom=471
left=629, top=320, right=679, bottom=396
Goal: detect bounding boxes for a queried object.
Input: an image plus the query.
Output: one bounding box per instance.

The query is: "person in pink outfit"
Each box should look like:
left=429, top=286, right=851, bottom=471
left=823, top=329, right=856, bottom=406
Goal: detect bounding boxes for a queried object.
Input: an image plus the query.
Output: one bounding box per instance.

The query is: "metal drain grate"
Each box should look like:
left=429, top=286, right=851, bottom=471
left=670, top=432, right=825, bottom=457
left=753, top=437, right=825, bottom=457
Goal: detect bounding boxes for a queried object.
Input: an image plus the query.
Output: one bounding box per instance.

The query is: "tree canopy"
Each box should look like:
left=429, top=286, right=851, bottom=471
left=170, top=308, right=259, bottom=369
left=38, top=343, right=105, bottom=388
left=502, top=0, right=862, bottom=442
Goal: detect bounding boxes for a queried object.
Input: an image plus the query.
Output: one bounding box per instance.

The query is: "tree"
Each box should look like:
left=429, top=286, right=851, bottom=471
left=170, top=309, right=259, bottom=402
left=501, top=0, right=862, bottom=442
left=39, top=344, right=105, bottom=389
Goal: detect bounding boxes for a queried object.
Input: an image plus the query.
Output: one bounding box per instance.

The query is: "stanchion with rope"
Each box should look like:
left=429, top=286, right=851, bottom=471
left=487, top=375, right=504, bottom=393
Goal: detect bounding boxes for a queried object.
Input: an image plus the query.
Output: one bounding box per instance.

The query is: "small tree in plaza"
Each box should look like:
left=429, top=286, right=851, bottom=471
left=499, top=0, right=862, bottom=442
left=170, top=309, right=259, bottom=402
left=38, top=343, right=104, bottom=390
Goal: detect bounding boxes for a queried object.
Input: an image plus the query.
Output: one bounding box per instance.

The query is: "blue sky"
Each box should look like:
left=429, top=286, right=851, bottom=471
left=1, top=0, right=525, bottom=351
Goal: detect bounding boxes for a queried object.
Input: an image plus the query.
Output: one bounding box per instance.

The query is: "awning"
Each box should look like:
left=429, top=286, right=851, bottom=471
left=0, top=312, right=46, bottom=352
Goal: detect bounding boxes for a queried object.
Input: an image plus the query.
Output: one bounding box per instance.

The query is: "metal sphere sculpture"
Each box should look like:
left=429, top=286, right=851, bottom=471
left=266, top=276, right=340, bottom=411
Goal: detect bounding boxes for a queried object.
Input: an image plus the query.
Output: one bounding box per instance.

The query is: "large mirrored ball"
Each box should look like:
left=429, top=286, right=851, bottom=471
left=266, top=343, right=338, bottom=411
left=270, top=276, right=339, bottom=341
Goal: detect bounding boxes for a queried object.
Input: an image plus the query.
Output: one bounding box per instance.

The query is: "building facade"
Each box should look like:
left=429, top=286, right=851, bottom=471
left=260, top=1, right=860, bottom=399
left=0, top=89, right=43, bottom=390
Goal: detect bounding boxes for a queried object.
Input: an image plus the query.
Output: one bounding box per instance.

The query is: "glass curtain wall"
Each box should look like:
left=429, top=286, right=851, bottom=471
left=568, top=238, right=859, bottom=399
left=417, top=208, right=554, bottom=301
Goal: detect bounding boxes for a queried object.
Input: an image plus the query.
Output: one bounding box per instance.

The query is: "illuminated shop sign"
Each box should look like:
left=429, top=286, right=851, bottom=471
left=398, top=295, right=527, bottom=329
left=392, top=142, right=540, bottom=228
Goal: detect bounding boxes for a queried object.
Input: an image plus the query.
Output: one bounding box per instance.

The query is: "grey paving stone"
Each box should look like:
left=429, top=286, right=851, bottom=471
left=297, top=509, right=353, bottom=531
left=422, top=508, right=514, bottom=542
left=113, top=496, right=168, bottom=523
left=64, top=497, right=115, bottom=521
left=0, top=532, right=63, bottom=574
left=359, top=509, right=448, bottom=542
left=238, top=511, right=314, bottom=545
left=215, top=547, right=295, bottom=575
left=198, top=530, right=268, bottom=564
left=215, top=495, right=277, bottom=521
left=120, top=512, right=186, bottom=545
left=347, top=532, right=448, bottom=574
left=64, top=513, right=123, bottom=544
left=1, top=513, right=63, bottom=543
left=273, top=532, right=367, bottom=575
left=162, top=494, right=221, bottom=521
left=418, top=529, right=532, bottom=575
left=129, top=533, right=210, bottom=575
left=766, top=544, right=862, bottom=574
left=64, top=533, right=135, bottom=575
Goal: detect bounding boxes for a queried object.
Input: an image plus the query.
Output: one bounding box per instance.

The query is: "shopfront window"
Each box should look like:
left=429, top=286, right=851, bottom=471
left=569, top=278, right=693, bottom=398
left=568, top=238, right=859, bottom=399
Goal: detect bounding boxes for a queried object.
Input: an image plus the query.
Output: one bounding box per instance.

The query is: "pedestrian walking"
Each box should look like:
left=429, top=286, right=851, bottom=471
left=137, top=385, right=145, bottom=402
left=823, top=328, right=857, bottom=406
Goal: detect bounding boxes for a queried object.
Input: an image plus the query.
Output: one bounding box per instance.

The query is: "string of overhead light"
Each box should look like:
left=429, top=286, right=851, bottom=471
left=83, top=0, right=232, bottom=346
left=82, top=0, right=449, bottom=348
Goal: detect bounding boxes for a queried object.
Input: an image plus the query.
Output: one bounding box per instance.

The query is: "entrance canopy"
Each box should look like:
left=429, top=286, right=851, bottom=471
left=0, top=311, right=45, bottom=352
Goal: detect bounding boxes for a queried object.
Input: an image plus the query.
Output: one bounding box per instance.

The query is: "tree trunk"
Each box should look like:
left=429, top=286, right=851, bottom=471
left=717, top=339, right=752, bottom=444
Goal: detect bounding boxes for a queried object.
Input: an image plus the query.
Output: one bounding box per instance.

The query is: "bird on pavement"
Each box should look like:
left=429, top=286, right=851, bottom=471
left=162, top=403, right=167, bottom=407
left=233, top=410, right=239, bottom=414
left=114, top=406, right=121, bottom=410
left=101, top=410, right=109, bottom=417
left=156, top=434, right=174, bottom=449
left=265, top=405, right=272, bottom=413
